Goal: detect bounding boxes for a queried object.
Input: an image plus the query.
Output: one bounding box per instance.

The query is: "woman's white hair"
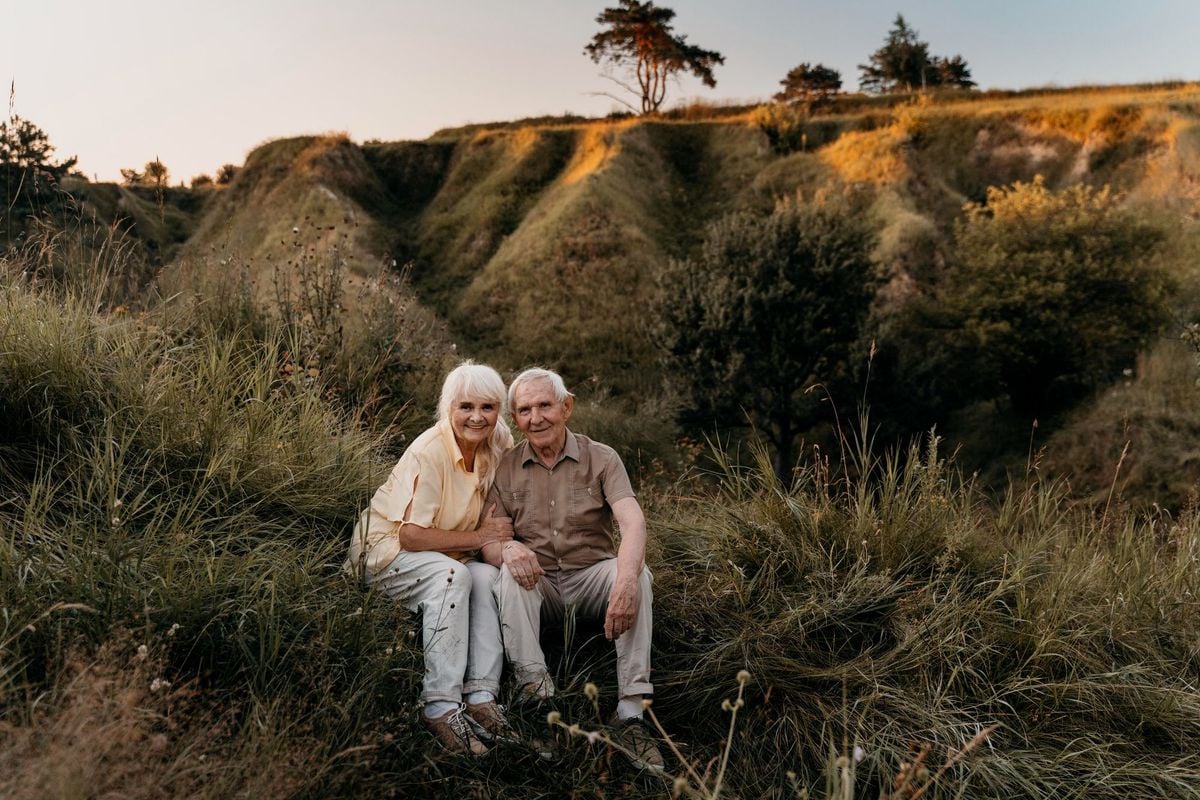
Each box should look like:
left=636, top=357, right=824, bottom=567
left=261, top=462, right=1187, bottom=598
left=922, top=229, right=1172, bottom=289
left=437, top=361, right=514, bottom=489
left=507, top=367, right=574, bottom=411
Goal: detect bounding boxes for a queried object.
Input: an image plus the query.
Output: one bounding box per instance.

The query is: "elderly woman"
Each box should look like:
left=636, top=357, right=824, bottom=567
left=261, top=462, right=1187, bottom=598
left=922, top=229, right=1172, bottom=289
left=346, top=362, right=517, bottom=756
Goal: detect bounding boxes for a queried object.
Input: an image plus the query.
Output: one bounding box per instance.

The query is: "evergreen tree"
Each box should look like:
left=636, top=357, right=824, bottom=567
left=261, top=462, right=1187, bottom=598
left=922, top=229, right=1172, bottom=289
left=858, top=15, right=975, bottom=93
left=774, top=63, right=842, bottom=108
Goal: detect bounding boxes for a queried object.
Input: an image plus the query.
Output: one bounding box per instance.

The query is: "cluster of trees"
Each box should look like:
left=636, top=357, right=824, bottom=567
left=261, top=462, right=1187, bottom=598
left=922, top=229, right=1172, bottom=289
left=585, top=4, right=976, bottom=115
left=121, top=158, right=170, bottom=189
left=858, top=15, right=974, bottom=93
left=657, top=180, right=1173, bottom=477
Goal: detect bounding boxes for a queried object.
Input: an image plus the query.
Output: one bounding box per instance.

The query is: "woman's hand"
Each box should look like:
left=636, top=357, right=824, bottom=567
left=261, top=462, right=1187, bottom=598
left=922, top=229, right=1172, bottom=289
left=477, top=503, right=514, bottom=547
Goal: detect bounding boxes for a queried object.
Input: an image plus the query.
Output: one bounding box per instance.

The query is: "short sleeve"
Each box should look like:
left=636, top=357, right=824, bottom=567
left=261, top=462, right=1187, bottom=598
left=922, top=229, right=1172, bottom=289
left=485, top=483, right=506, bottom=518
left=600, top=448, right=635, bottom=505
left=376, top=451, right=443, bottom=529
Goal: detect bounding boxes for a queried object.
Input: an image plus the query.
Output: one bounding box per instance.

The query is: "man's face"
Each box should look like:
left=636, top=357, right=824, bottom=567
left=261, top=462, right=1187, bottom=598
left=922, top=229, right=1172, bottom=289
left=512, top=379, right=573, bottom=452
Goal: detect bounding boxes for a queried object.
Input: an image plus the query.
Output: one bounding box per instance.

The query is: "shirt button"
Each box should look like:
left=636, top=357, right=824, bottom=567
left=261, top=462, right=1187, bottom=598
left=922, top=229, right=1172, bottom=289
left=550, top=500, right=555, bottom=507
left=553, top=529, right=558, bottom=536
left=557, top=558, right=563, bottom=567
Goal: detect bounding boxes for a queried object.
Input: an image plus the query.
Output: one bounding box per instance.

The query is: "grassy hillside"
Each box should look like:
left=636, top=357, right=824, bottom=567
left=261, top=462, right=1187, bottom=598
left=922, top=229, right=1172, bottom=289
left=161, top=82, right=1200, bottom=498
left=7, top=83, right=1200, bottom=796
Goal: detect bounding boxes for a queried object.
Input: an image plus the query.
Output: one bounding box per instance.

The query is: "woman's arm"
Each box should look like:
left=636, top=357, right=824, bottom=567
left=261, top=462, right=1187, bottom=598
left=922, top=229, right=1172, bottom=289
left=397, top=503, right=513, bottom=553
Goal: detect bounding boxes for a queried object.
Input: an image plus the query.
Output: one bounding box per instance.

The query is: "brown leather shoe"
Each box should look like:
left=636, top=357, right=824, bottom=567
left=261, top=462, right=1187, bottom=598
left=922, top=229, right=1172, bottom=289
left=468, top=700, right=555, bottom=759
left=423, top=707, right=489, bottom=756
left=611, top=715, right=665, bottom=772
left=465, top=700, right=520, bottom=744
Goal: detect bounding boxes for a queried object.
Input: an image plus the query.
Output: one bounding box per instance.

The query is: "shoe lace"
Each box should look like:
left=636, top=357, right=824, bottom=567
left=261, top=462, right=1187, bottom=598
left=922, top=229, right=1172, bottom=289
left=447, top=709, right=474, bottom=742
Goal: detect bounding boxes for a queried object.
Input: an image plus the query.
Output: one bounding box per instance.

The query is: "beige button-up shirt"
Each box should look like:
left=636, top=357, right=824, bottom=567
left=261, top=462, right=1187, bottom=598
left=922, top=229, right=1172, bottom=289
left=487, top=431, right=635, bottom=572
left=346, top=418, right=485, bottom=576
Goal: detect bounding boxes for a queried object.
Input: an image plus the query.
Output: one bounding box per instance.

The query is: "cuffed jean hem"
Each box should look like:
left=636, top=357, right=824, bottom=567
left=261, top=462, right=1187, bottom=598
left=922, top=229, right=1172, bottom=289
left=462, top=678, right=500, bottom=695
left=419, top=693, right=465, bottom=706
left=620, top=682, right=654, bottom=698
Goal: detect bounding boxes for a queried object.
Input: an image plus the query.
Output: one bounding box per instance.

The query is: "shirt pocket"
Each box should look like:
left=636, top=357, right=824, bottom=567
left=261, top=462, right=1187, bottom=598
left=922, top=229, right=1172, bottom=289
left=569, top=480, right=605, bottom=528
left=504, top=489, right=534, bottom=531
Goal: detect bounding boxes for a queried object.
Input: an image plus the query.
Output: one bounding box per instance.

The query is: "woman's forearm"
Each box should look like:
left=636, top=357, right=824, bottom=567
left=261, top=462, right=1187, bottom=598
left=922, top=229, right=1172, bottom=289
left=397, top=523, right=482, bottom=553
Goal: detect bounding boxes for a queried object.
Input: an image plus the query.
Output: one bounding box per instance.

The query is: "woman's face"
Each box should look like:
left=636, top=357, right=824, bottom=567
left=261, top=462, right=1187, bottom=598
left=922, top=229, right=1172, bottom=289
left=450, top=395, right=500, bottom=451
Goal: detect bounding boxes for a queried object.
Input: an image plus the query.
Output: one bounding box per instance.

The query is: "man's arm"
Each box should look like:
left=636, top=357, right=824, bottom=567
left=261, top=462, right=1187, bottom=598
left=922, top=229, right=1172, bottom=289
left=480, top=485, right=544, bottom=589
left=604, top=495, right=647, bottom=641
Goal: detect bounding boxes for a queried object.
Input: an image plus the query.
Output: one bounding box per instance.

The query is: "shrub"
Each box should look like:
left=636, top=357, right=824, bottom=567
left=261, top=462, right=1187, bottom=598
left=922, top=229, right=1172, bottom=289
left=657, top=193, right=879, bottom=477
left=943, top=177, right=1173, bottom=416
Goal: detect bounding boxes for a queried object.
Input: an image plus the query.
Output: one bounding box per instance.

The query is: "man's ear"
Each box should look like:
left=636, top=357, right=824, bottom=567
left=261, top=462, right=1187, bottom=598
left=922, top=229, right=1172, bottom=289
left=562, top=395, right=575, bottom=421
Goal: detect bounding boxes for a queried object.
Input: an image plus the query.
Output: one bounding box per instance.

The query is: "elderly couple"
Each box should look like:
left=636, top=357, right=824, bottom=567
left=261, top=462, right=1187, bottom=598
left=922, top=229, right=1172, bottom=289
left=345, top=363, right=662, bottom=769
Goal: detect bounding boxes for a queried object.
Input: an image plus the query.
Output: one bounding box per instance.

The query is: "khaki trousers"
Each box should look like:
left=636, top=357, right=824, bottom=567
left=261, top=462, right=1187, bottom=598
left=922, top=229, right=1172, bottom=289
left=368, top=552, right=504, bottom=705
left=494, top=558, right=654, bottom=699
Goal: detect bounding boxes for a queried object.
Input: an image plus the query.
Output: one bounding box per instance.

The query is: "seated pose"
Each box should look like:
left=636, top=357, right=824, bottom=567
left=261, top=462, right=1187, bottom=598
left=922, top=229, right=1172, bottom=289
left=346, top=362, right=516, bottom=756
left=483, top=368, right=664, bottom=771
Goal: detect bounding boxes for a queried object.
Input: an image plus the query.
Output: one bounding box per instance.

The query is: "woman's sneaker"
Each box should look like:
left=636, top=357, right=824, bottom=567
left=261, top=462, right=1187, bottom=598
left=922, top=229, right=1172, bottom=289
left=423, top=707, right=489, bottom=756
left=465, top=700, right=521, bottom=744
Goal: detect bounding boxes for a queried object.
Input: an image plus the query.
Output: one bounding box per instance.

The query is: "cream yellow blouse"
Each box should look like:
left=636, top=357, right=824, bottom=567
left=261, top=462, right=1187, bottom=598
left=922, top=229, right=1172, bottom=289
left=346, top=418, right=486, bottom=577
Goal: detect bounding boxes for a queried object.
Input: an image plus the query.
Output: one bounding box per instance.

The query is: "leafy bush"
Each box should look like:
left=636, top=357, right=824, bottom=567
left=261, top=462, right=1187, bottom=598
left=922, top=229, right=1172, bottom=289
left=948, top=178, right=1172, bottom=415
left=884, top=177, right=1173, bottom=422
left=657, top=193, right=879, bottom=477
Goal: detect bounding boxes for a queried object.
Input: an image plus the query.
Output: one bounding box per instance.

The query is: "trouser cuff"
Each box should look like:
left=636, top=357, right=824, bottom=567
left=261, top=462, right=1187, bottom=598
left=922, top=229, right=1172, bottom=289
left=419, top=692, right=464, bottom=706
left=462, top=678, right=500, bottom=695
left=619, top=681, right=654, bottom=698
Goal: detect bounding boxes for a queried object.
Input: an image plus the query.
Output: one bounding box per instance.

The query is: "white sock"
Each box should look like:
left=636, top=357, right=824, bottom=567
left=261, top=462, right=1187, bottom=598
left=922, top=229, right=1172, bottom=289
left=616, top=696, right=645, bottom=721
left=423, top=700, right=459, bottom=719
left=465, top=690, right=495, bottom=705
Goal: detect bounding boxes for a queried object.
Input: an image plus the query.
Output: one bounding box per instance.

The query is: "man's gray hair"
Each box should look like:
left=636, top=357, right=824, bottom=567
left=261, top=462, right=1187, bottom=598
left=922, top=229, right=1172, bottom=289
left=508, top=367, right=574, bottom=410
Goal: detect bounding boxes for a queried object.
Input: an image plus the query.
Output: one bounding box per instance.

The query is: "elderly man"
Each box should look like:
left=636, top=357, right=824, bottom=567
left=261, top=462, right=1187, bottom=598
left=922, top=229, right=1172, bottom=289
left=481, top=367, right=662, bottom=771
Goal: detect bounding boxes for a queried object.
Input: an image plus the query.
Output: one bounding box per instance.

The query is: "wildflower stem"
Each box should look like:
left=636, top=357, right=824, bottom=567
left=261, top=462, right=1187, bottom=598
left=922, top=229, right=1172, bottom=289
left=711, top=680, right=744, bottom=799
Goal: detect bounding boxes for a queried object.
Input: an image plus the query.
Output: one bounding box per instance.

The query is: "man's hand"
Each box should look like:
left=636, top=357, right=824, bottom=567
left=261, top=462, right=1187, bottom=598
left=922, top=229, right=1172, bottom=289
left=604, top=570, right=640, bottom=641
left=502, top=541, right=544, bottom=590
left=478, top=503, right=514, bottom=547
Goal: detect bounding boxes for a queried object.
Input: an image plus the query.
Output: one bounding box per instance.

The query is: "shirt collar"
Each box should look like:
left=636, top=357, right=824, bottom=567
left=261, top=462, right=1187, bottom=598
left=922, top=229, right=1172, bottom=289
left=520, top=429, right=580, bottom=468
left=436, top=417, right=469, bottom=470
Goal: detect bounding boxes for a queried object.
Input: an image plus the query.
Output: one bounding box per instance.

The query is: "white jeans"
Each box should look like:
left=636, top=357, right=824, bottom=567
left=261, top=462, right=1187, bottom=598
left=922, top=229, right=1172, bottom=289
left=494, top=558, right=654, bottom=699
left=368, top=552, right=504, bottom=705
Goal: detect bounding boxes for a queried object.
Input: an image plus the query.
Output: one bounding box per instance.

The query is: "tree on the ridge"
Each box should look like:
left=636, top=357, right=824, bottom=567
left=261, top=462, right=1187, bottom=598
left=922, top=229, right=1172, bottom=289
left=859, top=14, right=974, bottom=93
left=774, top=63, right=843, bottom=109
left=584, top=0, right=724, bottom=113
left=932, top=54, right=976, bottom=89
left=657, top=196, right=879, bottom=479
left=143, top=158, right=169, bottom=191
left=215, top=164, right=238, bottom=185
left=0, top=115, right=78, bottom=232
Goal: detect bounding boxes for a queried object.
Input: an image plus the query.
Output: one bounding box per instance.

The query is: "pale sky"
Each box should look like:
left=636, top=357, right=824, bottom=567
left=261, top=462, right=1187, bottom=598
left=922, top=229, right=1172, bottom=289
left=6, top=1, right=1199, bottom=183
